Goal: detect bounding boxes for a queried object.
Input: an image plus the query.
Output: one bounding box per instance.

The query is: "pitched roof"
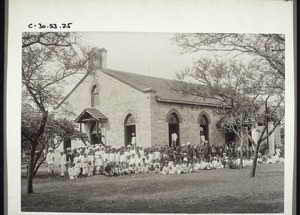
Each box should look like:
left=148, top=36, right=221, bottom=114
left=102, top=69, right=222, bottom=107
left=56, top=69, right=223, bottom=109
left=75, top=108, right=108, bottom=123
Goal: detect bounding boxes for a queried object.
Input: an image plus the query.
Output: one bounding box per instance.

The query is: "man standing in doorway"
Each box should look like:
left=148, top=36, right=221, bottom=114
left=131, top=133, right=136, bottom=149
left=171, top=131, right=178, bottom=148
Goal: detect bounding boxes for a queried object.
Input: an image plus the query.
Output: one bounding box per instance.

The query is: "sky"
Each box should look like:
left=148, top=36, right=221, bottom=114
left=78, top=32, right=201, bottom=79
left=65, top=32, right=207, bottom=94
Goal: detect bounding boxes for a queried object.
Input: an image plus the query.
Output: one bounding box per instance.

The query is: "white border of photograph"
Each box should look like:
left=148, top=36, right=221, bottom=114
left=6, top=0, right=294, bottom=215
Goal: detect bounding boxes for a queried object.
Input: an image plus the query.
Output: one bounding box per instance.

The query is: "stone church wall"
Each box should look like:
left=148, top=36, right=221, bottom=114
left=55, top=70, right=152, bottom=149
left=149, top=94, right=225, bottom=147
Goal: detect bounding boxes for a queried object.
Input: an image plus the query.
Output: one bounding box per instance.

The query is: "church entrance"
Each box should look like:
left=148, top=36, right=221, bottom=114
left=168, top=113, right=180, bottom=147
left=225, top=131, right=235, bottom=145
left=63, top=138, right=71, bottom=151
left=90, top=121, right=103, bottom=145
left=124, top=114, right=136, bottom=147
left=199, top=115, right=209, bottom=142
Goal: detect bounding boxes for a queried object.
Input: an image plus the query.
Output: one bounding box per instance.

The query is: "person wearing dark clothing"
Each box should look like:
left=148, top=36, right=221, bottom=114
left=104, top=162, right=113, bottom=176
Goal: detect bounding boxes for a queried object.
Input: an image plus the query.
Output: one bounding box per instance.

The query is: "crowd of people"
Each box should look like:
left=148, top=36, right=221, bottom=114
left=45, top=140, right=284, bottom=180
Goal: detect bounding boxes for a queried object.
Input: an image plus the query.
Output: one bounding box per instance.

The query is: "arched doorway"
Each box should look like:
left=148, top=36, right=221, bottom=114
left=168, top=113, right=180, bottom=147
left=199, top=115, right=209, bottom=142
left=124, top=114, right=136, bottom=147
left=90, top=121, right=102, bottom=145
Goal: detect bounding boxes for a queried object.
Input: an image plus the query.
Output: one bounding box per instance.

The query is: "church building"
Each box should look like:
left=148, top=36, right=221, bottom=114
left=54, top=47, right=281, bottom=155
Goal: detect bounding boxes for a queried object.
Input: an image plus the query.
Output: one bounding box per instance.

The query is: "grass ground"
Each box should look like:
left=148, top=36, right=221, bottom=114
left=21, top=163, right=284, bottom=213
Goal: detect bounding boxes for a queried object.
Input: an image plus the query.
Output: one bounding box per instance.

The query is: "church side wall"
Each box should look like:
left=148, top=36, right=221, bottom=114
left=150, top=96, right=225, bottom=147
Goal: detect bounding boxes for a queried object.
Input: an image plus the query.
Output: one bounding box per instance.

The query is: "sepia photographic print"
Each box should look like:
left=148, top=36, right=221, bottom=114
left=6, top=1, right=295, bottom=215
left=20, top=32, right=285, bottom=213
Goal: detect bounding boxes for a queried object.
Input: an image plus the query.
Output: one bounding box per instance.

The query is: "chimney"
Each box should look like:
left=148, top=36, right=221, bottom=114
left=88, top=47, right=107, bottom=71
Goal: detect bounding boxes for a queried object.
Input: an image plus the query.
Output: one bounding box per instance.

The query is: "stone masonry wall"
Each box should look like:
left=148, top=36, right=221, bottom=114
left=55, top=70, right=152, bottom=150
left=149, top=95, right=225, bottom=147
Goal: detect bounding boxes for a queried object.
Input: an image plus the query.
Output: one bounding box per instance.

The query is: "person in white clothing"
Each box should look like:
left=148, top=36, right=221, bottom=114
left=58, top=151, right=66, bottom=177
left=68, top=163, right=77, bottom=179
left=87, top=151, right=95, bottom=177
left=46, top=148, right=55, bottom=179
left=74, top=153, right=81, bottom=177
left=131, top=133, right=136, bottom=148
left=171, top=131, right=178, bottom=148
left=161, top=162, right=170, bottom=175
left=154, top=148, right=161, bottom=162
left=116, top=148, right=120, bottom=164
left=94, top=147, right=103, bottom=174
left=81, top=153, right=89, bottom=176
left=109, top=148, right=117, bottom=164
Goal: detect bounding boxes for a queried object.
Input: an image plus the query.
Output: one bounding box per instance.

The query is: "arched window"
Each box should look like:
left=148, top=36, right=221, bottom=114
left=200, top=115, right=208, bottom=126
left=168, top=114, right=178, bottom=124
left=91, top=85, right=99, bottom=107
left=125, top=114, right=136, bottom=126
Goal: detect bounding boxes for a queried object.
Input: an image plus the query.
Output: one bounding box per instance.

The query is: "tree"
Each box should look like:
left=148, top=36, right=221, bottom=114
left=172, top=33, right=285, bottom=92
left=22, top=104, right=88, bottom=177
left=22, top=32, right=89, bottom=193
left=172, top=33, right=284, bottom=176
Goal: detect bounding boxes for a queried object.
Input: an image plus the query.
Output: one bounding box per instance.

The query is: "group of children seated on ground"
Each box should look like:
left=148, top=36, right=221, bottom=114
left=51, top=141, right=284, bottom=180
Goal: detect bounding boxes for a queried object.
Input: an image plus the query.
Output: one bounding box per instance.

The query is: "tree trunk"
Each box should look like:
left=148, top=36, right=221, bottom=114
left=239, top=147, right=243, bottom=169
left=239, top=136, right=243, bottom=169
left=33, top=155, right=47, bottom=177
left=250, top=141, right=261, bottom=177
left=27, top=144, right=37, bottom=193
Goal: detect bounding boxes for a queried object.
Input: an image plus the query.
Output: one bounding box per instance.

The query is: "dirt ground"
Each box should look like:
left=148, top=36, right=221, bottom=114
left=21, top=163, right=284, bottom=213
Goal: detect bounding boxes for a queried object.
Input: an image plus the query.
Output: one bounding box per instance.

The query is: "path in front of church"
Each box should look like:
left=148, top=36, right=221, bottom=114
left=21, top=163, right=284, bottom=213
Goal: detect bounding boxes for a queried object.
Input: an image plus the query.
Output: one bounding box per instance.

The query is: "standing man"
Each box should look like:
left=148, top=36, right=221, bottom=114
left=46, top=147, right=55, bottom=179
left=58, top=151, right=67, bottom=177
left=171, top=131, right=178, bottom=148
left=131, top=133, right=136, bottom=149
left=66, top=148, right=73, bottom=176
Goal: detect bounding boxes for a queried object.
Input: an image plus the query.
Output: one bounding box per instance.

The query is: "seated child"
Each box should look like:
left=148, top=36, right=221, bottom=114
left=135, top=163, right=142, bottom=174
left=141, top=160, right=148, bottom=173
left=153, top=162, right=161, bottom=173
left=111, top=163, right=120, bottom=176
left=148, top=163, right=155, bottom=172
left=128, top=164, right=135, bottom=174
left=161, top=162, right=171, bottom=175
left=103, top=162, right=113, bottom=176
left=168, top=161, right=177, bottom=175
left=199, top=159, right=208, bottom=170
left=68, top=163, right=77, bottom=180
left=175, top=161, right=183, bottom=174
left=181, top=160, right=189, bottom=173
left=122, top=163, right=130, bottom=175
left=193, top=159, right=201, bottom=171
left=187, top=162, right=195, bottom=173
